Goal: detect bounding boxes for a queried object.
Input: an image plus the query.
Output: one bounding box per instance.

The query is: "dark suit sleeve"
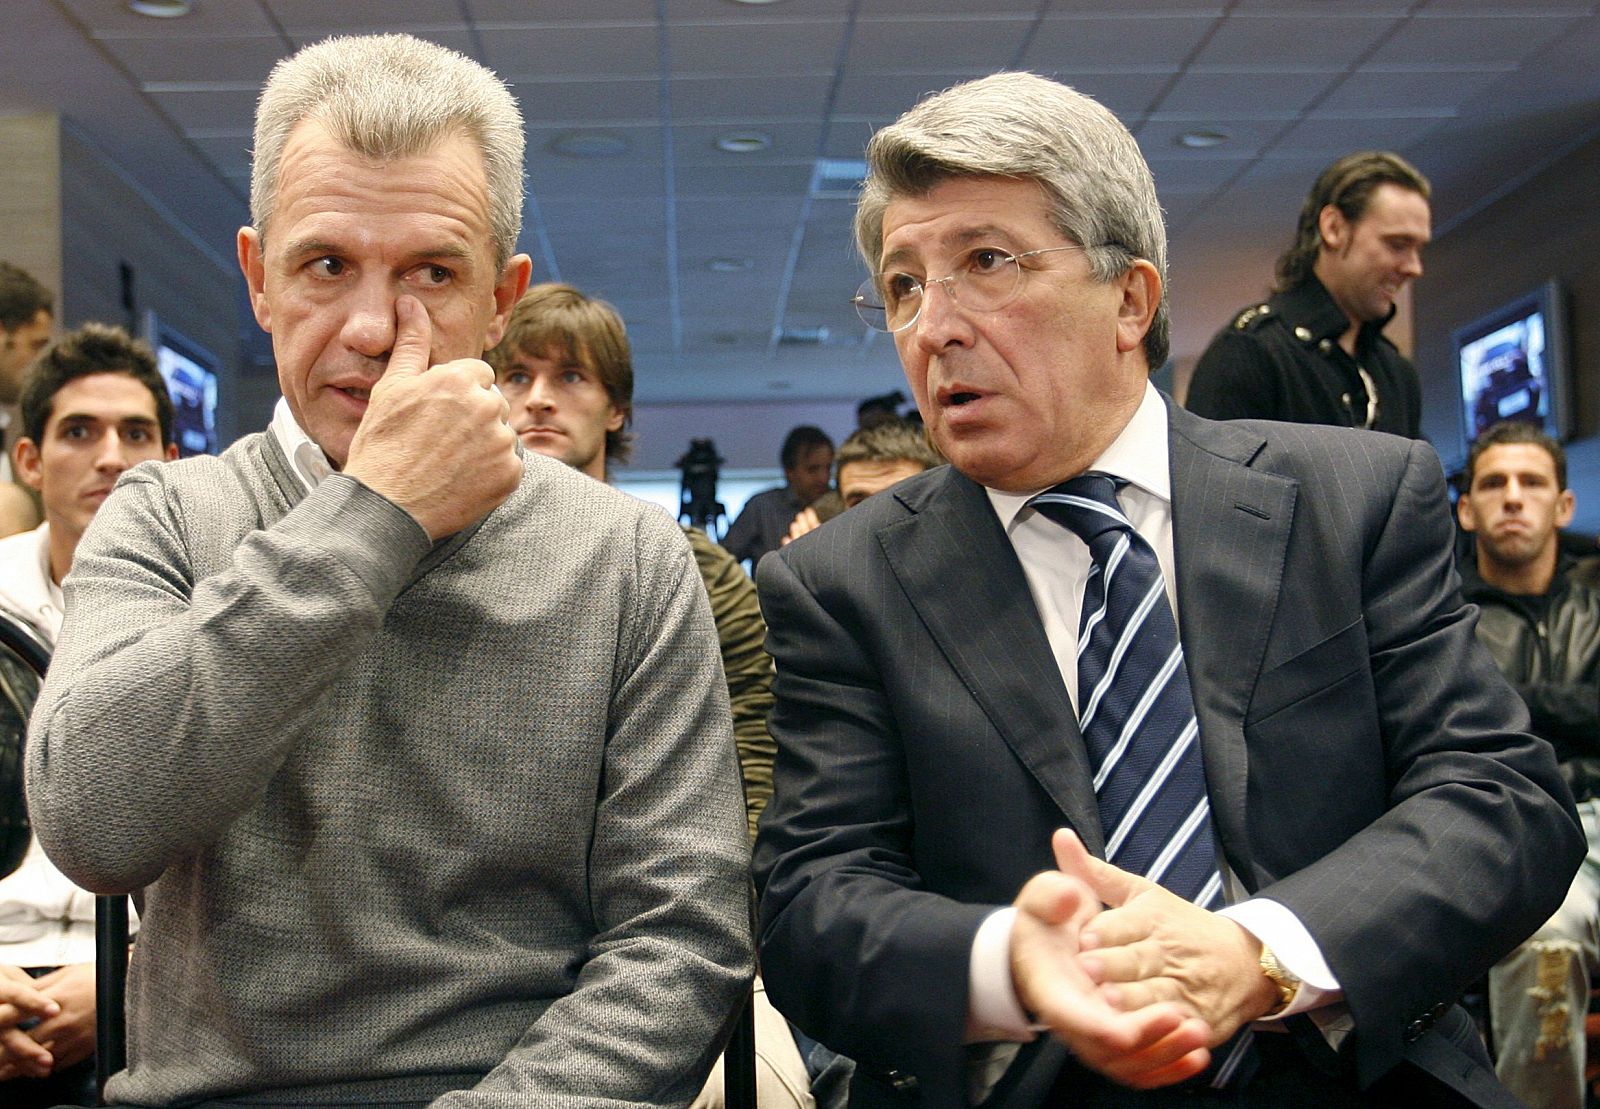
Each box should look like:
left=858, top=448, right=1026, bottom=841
left=753, top=548, right=994, bottom=1101
left=1253, top=439, right=1582, bottom=1086
left=1185, top=328, right=1288, bottom=422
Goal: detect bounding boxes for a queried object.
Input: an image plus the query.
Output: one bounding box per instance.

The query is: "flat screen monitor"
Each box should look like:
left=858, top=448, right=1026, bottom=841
left=145, top=315, right=220, bottom=457
left=1452, top=278, right=1571, bottom=457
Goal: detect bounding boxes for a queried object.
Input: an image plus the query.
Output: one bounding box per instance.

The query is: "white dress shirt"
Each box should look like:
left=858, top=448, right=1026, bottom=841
left=0, top=522, right=138, bottom=966
left=966, top=384, right=1341, bottom=1043
left=268, top=396, right=336, bottom=493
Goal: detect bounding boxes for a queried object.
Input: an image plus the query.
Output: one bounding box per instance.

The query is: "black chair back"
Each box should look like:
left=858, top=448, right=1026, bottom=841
left=0, top=611, right=48, bottom=879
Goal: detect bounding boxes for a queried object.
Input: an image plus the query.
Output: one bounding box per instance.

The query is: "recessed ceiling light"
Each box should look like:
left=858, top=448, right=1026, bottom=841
left=128, top=0, right=192, bottom=15
left=549, top=132, right=629, bottom=158
left=716, top=131, right=771, bottom=154
left=707, top=257, right=752, bottom=273
left=1177, top=129, right=1229, bottom=149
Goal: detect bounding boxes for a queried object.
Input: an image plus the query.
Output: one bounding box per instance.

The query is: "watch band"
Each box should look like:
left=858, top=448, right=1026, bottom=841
left=1258, top=943, right=1302, bottom=1018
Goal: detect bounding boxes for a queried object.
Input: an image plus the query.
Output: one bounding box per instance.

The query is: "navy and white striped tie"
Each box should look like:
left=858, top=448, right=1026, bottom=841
left=1031, top=472, right=1254, bottom=1090
left=1030, top=471, right=1222, bottom=908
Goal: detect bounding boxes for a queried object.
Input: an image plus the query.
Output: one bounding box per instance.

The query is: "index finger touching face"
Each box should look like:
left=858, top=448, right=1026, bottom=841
left=386, top=294, right=435, bottom=379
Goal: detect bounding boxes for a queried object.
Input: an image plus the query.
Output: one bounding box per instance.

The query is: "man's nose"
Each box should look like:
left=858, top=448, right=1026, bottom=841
left=525, top=375, right=556, bottom=411
left=341, top=281, right=398, bottom=359
left=909, top=279, right=972, bottom=352
left=96, top=431, right=133, bottom=472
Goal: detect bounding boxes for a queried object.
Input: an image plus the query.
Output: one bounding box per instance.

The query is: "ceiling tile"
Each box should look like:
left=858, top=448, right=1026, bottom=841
left=1367, top=13, right=1575, bottom=66
left=1273, top=114, right=1449, bottom=154
left=846, top=16, right=1032, bottom=73
left=669, top=21, right=847, bottom=75
left=1157, top=68, right=1341, bottom=114
left=146, top=87, right=262, bottom=131
left=1137, top=116, right=1293, bottom=158
left=265, top=0, right=467, bottom=34
left=528, top=124, right=663, bottom=164
left=676, top=164, right=815, bottom=198
left=1317, top=65, right=1512, bottom=112
left=1194, top=15, right=1401, bottom=67
left=513, top=79, right=659, bottom=126
left=102, top=34, right=286, bottom=86
left=480, top=24, right=659, bottom=80
left=1024, top=15, right=1220, bottom=70
left=186, top=133, right=252, bottom=179
left=671, top=121, right=825, bottom=165
left=465, top=0, right=658, bottom=20
left=62, top=0, right=277, bottom=36
left=671, top=75, right=834, bottom=120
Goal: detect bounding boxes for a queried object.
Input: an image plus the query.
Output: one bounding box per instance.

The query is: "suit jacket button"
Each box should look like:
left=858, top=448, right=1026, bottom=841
left=1405, top=1019, right=1427, bottom=1042
left=887, top=1070, right=919, bottom=1093
left=1431, top=1002, right=1448, bottom=1019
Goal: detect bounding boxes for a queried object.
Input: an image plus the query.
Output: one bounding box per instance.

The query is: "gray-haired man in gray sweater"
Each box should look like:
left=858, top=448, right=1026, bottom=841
left=23, top=33, right=753, bottom=1109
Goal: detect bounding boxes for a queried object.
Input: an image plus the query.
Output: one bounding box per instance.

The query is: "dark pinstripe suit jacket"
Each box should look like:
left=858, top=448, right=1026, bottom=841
left=753, top=397, right=1582, bottom=1109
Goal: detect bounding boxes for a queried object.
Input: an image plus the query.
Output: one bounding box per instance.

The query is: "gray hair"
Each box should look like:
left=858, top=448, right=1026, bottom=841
left=250, top=34, right=525, bottom=269
left=855, top=72, right=1169, bottom=368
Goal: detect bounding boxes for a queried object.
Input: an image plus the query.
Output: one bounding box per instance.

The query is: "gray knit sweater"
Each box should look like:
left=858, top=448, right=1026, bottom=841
left=25, top=433, right=753, bottom=1107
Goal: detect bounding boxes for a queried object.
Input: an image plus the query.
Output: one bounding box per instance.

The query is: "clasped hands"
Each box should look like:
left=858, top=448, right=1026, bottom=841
left=0, top=962, right=95, bottom=1083
left=1009, top=829, right=1280, bottom=1089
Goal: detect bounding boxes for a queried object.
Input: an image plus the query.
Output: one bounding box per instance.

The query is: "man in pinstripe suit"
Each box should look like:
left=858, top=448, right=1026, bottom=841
left=751, top=72, right=1581, bottom=1109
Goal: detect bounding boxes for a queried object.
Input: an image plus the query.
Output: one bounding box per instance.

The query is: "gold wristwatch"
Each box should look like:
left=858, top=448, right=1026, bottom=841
left=1258, top=943, right=1302, bottom=1018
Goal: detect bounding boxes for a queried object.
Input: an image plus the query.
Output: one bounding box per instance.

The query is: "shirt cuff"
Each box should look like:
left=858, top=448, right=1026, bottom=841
left=965, top=907, right=1038, bottom=1042
left=1218, top=897, right=1343, bottom=1018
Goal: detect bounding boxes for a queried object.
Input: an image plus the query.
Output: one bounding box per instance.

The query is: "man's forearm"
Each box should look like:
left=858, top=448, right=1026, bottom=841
left=26, top=472, right=430, bottom=893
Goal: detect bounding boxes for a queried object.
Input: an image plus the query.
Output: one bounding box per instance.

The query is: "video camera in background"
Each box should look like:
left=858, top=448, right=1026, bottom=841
left=677, top=437, right=727, bottom=537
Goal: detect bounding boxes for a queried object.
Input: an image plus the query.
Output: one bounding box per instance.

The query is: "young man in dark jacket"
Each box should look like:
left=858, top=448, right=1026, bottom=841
left=1458, top=420, right=1600, bottom=1109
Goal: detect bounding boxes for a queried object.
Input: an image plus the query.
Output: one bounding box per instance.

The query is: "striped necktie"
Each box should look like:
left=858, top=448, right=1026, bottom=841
left=1031, top=472, right=1254, bottom=1089
left=1030, top=472, right=1222, bottom=907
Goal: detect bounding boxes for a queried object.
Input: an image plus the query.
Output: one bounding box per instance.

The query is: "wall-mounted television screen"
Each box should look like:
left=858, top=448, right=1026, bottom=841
left=144, top=313, right=220, bottom=457
left=1453, top=278, right=1571, bottom=459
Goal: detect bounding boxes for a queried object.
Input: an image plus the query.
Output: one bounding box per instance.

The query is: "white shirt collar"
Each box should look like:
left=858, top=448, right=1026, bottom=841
left=986, top=382, right=1170, bottom=529
left=268, top=397, right=336, bottom=493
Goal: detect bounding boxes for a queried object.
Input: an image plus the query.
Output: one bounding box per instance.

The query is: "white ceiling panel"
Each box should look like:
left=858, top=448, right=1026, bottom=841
left=671, top=75, right=835, bottom=121
left=101, top=34, right=286, bottom=86
left=264, top=0, right=467, bottom=34
left=1273, top=114, right=1450, bottom=154
left=62, top=0, right=278, bottom=36
left=1024, top=16, right=1220, bottom=71
left=1158, top=68, right=1342, bottom=115
left=1194, top=15, right=1400, bottom=68
left=480, top=24, right=660, bottom=81
left=669, top=21, right=848, bottom=76
left=513, top=79, right=660, bottom=126
left=1316, top=66, right=1512, bottom=113
left=291, top=27, right=480, bottom=58
left=1367, top=13, right=1576, bottom=67
left=845, top=16, right=1032, bottom=74
left=671, top=121, right=826, bottom=165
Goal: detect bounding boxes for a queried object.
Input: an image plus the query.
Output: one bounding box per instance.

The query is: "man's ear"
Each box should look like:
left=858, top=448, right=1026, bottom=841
left=238, top=227, right=272, bottom=333
left=13, top=438, right=42, bottom=493
left=1457, top=490, right=1478, bottom=533
left=484, top=254, right=534, bottom=350
left=1318, top=204, right=1349, bottom=253
left=165, top=443, right=180, bottom=462
left=1556, top=488, right=1576, bottom=530
left=1114, top=259, right=1161, bottom=355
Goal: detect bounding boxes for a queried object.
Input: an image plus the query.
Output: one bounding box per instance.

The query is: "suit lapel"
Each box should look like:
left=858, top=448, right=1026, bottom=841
left=1167, top=402, right=1298, bottom=888
left=879, top=469, right=1105, bottom=855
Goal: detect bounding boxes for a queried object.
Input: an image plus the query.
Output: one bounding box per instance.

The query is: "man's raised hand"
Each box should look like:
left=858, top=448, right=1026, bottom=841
left=344, top=295, right=521, bottom=539
left=1053, top=830, right=1280, bottom=1046
left=1010, top=851, right=1212, bottom=1089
